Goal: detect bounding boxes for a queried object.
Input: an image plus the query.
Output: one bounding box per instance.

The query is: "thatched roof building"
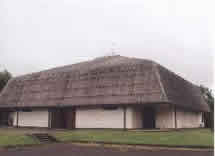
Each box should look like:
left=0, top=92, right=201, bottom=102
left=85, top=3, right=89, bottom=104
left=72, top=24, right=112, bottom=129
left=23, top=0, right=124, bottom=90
left=0, top=56, right=209, bottom=129
left=0, top=55, right=208, bottom=111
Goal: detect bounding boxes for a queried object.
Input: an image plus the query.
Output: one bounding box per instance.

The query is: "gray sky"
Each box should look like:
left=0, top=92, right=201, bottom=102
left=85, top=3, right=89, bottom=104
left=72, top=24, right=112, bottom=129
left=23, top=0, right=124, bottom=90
left=0, top=0, right=214, bottom=88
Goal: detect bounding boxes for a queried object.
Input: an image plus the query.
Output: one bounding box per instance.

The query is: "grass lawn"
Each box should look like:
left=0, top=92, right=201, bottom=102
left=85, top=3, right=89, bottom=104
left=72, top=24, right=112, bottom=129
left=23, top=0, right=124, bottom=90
left=0, top=135, right=39, bottom=147
left=0, top=128, right=213, bottom=147
left=0, top=128, right=40, bottom=147
left=53, top=129, right=214, bottom=147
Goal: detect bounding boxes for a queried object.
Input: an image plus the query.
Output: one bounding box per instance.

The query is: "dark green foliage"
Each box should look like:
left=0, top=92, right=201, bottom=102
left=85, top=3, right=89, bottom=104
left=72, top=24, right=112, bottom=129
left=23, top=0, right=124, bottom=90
left=200, top=85, right=214, bottom=130
left=0, top=70, right=12, bottom=92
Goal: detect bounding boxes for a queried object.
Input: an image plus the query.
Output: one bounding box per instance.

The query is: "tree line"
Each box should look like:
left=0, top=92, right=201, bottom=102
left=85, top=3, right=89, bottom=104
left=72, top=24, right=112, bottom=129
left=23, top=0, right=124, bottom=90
left=200, top=85, right=214, bottom=130
left=0, top=70, right=12, bottom=92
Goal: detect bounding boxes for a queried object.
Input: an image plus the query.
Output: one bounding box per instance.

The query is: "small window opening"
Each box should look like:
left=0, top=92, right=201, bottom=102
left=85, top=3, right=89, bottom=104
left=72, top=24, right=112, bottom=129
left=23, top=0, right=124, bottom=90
left=22, top=108, right=32, bottom=112
left=102, top=106, right=118, bottom=110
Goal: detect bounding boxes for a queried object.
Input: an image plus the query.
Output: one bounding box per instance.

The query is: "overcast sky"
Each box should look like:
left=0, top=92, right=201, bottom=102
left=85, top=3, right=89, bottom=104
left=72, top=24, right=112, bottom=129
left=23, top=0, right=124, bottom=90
left=0, top=0, right=214, bottom=88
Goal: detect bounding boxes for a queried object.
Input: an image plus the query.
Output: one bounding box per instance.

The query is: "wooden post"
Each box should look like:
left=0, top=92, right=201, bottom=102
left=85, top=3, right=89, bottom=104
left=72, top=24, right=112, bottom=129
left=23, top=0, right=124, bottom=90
left=174, top=105, right=177, bottom=129
left=48, top=109, right=52, bottom=129
left=123, top=106, right=127, bottom=131
left=16, top=110, right=19, bottom=128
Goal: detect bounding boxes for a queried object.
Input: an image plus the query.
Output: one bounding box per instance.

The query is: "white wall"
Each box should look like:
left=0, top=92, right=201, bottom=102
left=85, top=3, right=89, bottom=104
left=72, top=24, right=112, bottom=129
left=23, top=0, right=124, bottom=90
left=76, top=107, right=141, bottom=129
left=132, top=108, right=143, bottom=129
left=176, top=109, right=202, bottom=128
left=12, top=109, right=49, bottom=127
left=129, top=105, right=175, bottom=129
left=9, top=106, right=202, bottom=129
left=126, top=107, right=133, bottom=129
left=156, top=105, right=175, bottom=129
left=76, top=107, right=124, bottom=128
left=155, top=105, right=203, bottom=129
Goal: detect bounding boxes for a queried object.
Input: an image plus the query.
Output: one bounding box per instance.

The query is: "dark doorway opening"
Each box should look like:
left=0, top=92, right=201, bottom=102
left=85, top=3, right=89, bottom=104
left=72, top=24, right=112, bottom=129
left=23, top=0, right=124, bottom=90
left=142, top=107, right=155, bottom=129
left=50, top=108, right=76, bottom=129
left=0, top=112, right=10, bottom=126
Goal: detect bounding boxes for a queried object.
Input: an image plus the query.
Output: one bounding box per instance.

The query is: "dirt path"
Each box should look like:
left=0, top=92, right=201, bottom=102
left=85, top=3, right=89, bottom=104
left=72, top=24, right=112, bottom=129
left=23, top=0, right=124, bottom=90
left=0, top=143, right=213, bottom=156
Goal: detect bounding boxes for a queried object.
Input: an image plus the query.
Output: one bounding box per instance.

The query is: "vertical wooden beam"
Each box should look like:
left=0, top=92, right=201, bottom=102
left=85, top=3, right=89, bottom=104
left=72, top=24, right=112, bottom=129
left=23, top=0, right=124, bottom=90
left=123, top=106, right=127, bottom=130
left=16, top=110, right=19, bottom=128
left=48, top=110, right=50, bottom=128
left=174, top=105, right=177, bottom=129
left=73, top=108, right=76, bottom=129
left=48, top=109, right=52, bottom=129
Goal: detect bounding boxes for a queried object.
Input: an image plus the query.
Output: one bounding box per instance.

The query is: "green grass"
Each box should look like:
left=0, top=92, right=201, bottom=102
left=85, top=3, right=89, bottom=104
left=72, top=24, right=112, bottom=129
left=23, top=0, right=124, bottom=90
left=0, top=128, right=213, bottom=147
left=0, top=135, right=39, bottom=147
left=0, top=128, right=40, bottom=147
left=53, top=129, right=214, bottom=147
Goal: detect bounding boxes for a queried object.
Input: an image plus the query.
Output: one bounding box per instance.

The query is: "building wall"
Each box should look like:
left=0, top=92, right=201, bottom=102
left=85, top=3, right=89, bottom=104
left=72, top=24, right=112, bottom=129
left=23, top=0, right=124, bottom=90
left=176, top=109, right=202, bottom=128
left=129, top=105, right=175, bottom=129
left=76, top=107, right=125, bottom=128
left=76, top=107, right=141, bottom=129
left=132, top=108, right=143, bottom=129
left=8, top=105, right=202, bottom=129
left=126, top=107, right=133, bottom=129
left=155, top=104, right=203, bottom=129
left=155, top=105, right=175, bottom=129
left=12, top=109, right=49, bottom=127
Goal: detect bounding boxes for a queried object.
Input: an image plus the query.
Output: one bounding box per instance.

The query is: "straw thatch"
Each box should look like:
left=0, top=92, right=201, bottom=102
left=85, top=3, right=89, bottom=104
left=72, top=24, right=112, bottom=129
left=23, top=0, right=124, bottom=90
left=0, top=55, right=209, bottom=112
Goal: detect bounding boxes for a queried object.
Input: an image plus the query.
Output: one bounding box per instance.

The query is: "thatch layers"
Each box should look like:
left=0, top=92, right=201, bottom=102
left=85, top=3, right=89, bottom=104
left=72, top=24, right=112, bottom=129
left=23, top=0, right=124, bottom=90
left=157, top=65, right=209, bottom=112
left=0, top=56, right=209, bottom=112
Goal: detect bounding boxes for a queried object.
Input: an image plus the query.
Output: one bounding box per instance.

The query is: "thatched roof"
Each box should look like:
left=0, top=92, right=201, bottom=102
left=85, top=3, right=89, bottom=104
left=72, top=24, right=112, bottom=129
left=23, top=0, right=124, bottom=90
left=0, top=55, right=209, bottom=112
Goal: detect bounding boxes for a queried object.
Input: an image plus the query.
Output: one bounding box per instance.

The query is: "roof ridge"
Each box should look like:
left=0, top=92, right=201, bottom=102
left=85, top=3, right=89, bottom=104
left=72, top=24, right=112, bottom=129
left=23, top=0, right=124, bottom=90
left=152, top=62, right=169, bottom=102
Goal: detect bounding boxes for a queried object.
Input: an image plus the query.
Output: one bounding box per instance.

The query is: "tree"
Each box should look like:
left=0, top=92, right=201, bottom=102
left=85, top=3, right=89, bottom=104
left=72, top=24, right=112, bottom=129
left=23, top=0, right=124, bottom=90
left=200, top=85, right=214, bottom=130
left=0, top=70, right=12, bottom=92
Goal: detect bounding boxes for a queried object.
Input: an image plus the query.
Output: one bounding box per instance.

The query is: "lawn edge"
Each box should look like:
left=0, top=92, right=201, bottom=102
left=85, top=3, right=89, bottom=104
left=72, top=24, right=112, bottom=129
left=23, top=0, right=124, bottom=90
left=0, top=140, right=213, bottom=152
left=60, top=140, right=214, bottom=149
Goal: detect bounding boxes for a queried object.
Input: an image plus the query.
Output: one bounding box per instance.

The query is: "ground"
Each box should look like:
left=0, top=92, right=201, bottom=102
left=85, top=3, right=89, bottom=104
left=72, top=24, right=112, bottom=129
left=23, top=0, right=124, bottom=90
left=0, top=143, right=213, bottom=156
left=0, top=127, right=40, bottom=147
left=53, top=129, right=213, bottom=147
left=0, top=128, right=213, bottom=148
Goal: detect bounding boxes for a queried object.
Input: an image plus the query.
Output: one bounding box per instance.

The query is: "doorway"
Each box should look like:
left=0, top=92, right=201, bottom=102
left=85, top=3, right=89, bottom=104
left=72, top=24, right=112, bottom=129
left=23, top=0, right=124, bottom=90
left=142, top=107, right=155, bottom=129
left=0, top=112, right=9, bottom=126
left=50, top=108, right=76, bottom=129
